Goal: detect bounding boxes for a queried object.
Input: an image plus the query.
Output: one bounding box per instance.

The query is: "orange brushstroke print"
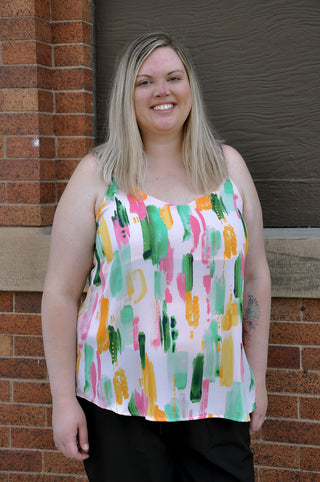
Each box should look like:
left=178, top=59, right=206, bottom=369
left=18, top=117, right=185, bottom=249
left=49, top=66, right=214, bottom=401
left=223, top=224, right=237, bottom=259
left=113, top=368, right=129, bottom=405
left=96, top=296, right=110, bottom=354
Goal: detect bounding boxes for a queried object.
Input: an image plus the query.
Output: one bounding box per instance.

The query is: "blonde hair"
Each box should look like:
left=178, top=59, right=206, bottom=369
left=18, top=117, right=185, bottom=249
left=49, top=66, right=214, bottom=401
left=94, top=32, right=228, bottom=194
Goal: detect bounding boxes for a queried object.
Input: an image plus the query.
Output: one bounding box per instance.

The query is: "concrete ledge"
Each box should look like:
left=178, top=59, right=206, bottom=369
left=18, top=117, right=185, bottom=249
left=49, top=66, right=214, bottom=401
left=1, top=227, right=320, bottom=298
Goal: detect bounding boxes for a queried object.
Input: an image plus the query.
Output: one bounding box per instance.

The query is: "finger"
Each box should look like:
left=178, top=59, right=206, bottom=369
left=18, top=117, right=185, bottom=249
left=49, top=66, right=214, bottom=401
left=78, top=419, right=89, bottom=455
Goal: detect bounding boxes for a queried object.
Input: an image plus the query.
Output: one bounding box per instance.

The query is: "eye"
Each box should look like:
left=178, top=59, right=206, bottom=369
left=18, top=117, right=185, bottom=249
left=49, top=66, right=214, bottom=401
left=168, top=75, right=181, bottom=82
left=136, top=79, right=151, bottom=87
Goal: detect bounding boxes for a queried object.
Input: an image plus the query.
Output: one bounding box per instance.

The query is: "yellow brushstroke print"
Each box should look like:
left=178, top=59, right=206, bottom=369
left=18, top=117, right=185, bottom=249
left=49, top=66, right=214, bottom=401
left=99, top=217, right=113, bottom=263
left=220, top=335, right=234, bottom=387
left=185, top=292, right=200, bottom=328
left=133, top=269, right=147, bottom=304
left=96, top=296, right=110, bottom=354
left=195, top=195, right=212, bottom=211
left=223, top=224, right=237, bottom=259
left=160, top=205, right=173, bottom=229
left=142, top=354, right=157, bottom=419
left=221, top=294, right=239, bottom=331
left=113, top=368, right=129, bottom=405
left=126, top=272, right=134, bottom=302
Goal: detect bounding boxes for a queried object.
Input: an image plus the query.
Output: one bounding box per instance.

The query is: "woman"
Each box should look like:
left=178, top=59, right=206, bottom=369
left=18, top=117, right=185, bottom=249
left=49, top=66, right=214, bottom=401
left=42, top=33, right=271, bottom=481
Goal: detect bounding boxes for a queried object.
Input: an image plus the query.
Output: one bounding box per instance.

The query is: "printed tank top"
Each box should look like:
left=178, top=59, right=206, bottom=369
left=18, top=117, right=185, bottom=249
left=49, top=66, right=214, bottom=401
left=76, top=178, right=256, bottom=422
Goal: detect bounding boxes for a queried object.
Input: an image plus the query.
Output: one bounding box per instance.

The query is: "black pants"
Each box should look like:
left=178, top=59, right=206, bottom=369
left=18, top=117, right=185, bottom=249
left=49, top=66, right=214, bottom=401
left=78, top=397, right=254, bottom=482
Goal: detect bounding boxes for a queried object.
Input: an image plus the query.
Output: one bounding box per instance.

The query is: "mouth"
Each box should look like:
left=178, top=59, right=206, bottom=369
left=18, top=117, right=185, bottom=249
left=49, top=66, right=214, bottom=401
left=152, top=103, right=174, bottom=111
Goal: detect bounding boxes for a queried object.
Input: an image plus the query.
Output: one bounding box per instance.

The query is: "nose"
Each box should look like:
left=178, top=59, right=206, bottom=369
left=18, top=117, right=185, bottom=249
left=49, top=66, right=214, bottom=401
left=154, top=81, right=169, bottom=97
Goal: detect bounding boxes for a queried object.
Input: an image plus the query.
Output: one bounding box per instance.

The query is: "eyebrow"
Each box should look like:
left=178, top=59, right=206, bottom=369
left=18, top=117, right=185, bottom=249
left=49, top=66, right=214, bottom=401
left=136, top=69, right=185, bottom=78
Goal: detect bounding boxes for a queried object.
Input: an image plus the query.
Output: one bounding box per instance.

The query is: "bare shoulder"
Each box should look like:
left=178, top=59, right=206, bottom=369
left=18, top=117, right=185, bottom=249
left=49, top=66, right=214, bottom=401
left=59, top=153, right=107, bottom=214
left=222, top=144, right=262, bottom=224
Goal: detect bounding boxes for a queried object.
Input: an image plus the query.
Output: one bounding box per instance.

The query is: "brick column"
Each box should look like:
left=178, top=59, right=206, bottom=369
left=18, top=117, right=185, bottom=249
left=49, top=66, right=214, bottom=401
left=0, top=1, right=93, bottom=479
left=0, top=0, right=94, bottom=227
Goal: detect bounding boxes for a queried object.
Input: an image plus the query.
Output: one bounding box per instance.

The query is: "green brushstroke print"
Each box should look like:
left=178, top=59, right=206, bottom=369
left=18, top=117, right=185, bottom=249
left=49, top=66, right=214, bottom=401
left=141, top=205, right=168, bottom=265
left=190, top=353, right=204, bottom=402
left=84, top=343, right=94, bottom=393
left=177, top=204, right=192, bottom=241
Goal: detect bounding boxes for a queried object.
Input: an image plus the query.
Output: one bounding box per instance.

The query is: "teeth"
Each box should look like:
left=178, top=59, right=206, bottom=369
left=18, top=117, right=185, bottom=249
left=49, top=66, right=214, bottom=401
left=153, top=104, right=173, bottom=111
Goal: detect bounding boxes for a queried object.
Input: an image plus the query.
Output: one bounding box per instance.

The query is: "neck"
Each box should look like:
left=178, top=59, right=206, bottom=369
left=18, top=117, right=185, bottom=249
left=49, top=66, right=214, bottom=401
left=143, top=134, right=184, bottom=170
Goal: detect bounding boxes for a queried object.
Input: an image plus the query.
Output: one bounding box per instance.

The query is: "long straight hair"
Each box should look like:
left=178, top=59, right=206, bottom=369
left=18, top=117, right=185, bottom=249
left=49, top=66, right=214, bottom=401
left=94, top=33, right=228, bottom=194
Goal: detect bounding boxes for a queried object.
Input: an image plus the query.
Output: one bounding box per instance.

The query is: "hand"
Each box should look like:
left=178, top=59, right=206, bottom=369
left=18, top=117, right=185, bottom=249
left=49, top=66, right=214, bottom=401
left=52, top=397, right=89, bottom=460
left=249, top=381, right=268, bottom=435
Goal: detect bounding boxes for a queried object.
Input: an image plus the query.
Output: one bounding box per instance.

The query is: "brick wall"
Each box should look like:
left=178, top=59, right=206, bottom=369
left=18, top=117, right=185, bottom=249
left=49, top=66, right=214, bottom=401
left=0, top=1, right=319, bottom=481
left=0, top=0, right=93, bottom=479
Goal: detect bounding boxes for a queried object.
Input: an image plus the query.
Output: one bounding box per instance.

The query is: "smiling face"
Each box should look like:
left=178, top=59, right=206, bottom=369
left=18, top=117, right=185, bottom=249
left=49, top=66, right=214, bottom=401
left=133, top=47, right=192, bottom=142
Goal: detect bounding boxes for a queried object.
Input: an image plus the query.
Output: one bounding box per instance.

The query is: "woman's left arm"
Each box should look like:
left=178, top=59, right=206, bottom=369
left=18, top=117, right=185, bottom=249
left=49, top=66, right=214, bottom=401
left=224, top=145, right=271, bottom=435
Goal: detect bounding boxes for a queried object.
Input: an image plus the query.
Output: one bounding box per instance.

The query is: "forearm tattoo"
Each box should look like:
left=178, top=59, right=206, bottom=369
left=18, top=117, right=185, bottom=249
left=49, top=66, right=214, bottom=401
left=243, top=294, right=260, bottom=337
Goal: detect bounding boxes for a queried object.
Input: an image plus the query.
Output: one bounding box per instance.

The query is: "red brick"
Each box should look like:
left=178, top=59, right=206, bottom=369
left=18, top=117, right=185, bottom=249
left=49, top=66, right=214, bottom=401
left=43, top=451, right=87, bottom=474
left=40, top=160, right=55, bottom=181
left=56, top=181, right=68, bottom=200
left=6, top=137, right=56, bottom=160
left=0, top=65, right=38, bottom=89
left=54, top=114, right=93, bottom=137
left=51, top=21, right=91, bottom=44
left=54, top=44, right=92, bottom=67
left=53, top=67, right=93, bottom=90
left=34, top=0, right=51, bottom=21
left=262, top=419, right=320, bottom=446
left=0, top=0, right=35, bottom=16
left=0, top=449, right=42, bottom=472
left=38, top=90, right=54, bottom=113
left=51, top=0, right=91, bottom=21
left=0, top=404, right=45, bottom=427
left=269, top=321, right=320, bottom=346
left=0, top=203, right=56, bottom=226
left=0, top=18, right=35, bottom=42
left=299, top=473, right=320, bottom=482
left=9, top=475, right=86, bottom=481
left=0, top=381, right=10, bottom=402
left=302, top=347, right=320, bottom=370
left=0, top=113, right=39, bottom=136
left=0, top=335, right=13, bottom=356
left=0, top=427, right=10, bottom=447
left=0, top=314, right=42, bottom=335
left=0, top=159, right=39, bottom=181
left=4, top=89, right=38, bottom=112
left=300, top=446, right=320, bottom=471
left=271, top=298, right=302, bottom=321
left=6, top=137, right=39, bottom=158
left=37, top=66, right=53, bottom=90
left=267, top=394, right=298, bottom=419
left=0, top=183, right=6, bottom=203
left=268, top=345, right=300, bottom=369
left=7, top=181, right=55, bottom=203
left=258, top=468, right=301, bottom=481
left=2, top=41, right=51, bottom=67
left=55, top=92, right=93, bottom=113
left=300, top=396, right=320, bottom=421
left=14, top=381, right=51, bottom=404
left=0, top=358, right=47, bottom=380
left=55, top=160, right=79, bottom=180
left=0, top=292, right=13, bottom=312
left=15, top=292, right=42, bottom=313
left=302, top=299, right=320, bottom=322
left=57, top=137, right=93, bottom=158
left=14, top=336, right=44, bottom=357
left=251, top=441, right=299, bottom=468
left=267, top=368, right=320, bottom=395
left=2, top=41, right=37, bottom=65
left=11, top=427, right=55, bottom=450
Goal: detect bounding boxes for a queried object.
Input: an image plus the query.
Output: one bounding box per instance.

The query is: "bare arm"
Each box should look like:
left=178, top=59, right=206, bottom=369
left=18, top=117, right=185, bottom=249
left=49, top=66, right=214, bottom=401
left=224, top=145, right=271, bottom=434
left=42, top=155, right=105, bottom=459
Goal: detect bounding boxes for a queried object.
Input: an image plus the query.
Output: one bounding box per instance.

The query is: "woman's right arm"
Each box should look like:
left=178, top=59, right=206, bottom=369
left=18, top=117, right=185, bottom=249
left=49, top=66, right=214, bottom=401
left=41, top=155, right=102, bottom=460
